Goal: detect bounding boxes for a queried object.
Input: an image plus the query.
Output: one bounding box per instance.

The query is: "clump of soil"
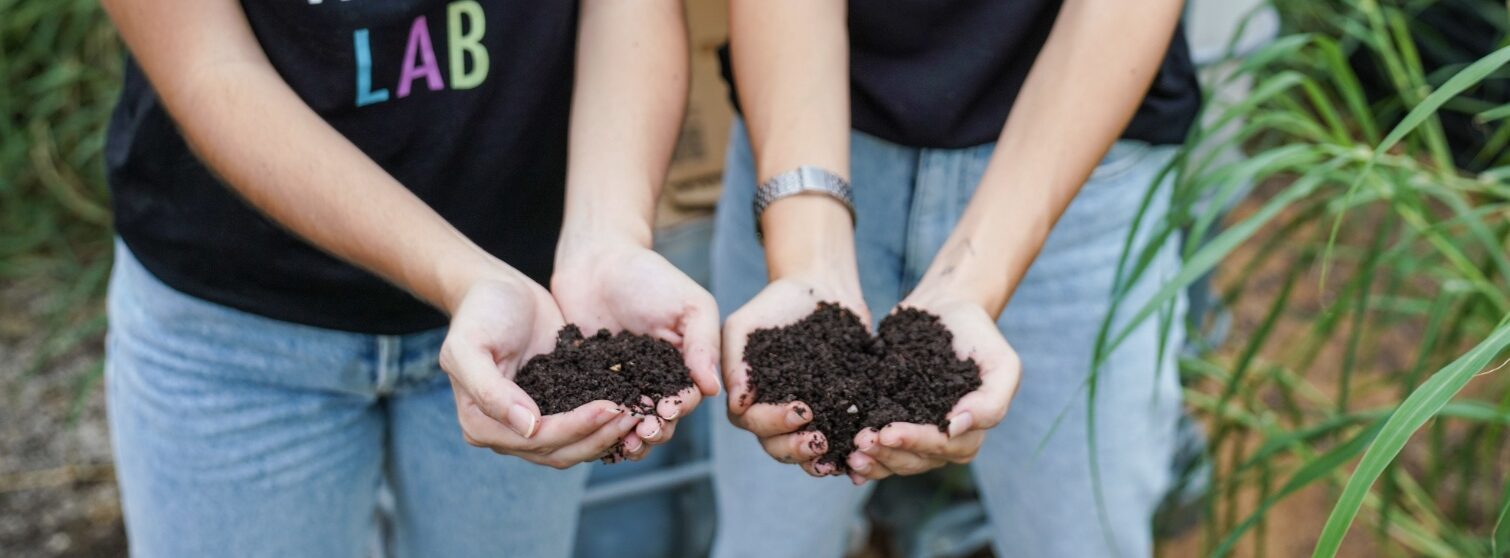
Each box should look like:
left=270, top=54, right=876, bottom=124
left=516, top=325, right=692, bottom=416
left=744, top=302, right=982, bottom=473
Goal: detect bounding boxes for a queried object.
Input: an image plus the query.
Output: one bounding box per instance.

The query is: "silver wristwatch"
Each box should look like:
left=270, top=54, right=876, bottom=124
left=752, top=166, right=856, bottom=236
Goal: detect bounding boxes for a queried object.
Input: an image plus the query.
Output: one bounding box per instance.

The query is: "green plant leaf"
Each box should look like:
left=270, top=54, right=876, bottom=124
left=1376, top=44, right=1510, bottom=155
left=1311, top=323, right=1510, bottom=557
left=1214, top=420, right=1386, bottom=558
left=1495, top=477, right=1510, bottom=557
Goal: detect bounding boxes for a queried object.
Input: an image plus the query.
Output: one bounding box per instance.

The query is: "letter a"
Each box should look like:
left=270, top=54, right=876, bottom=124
left=397, top=16, right=445, bottom=98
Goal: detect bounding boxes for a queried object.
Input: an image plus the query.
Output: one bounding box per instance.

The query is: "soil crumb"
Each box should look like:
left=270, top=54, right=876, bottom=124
left=516, top=325, right=692, bottom=416
left=745, top=302, right=981, bottom=473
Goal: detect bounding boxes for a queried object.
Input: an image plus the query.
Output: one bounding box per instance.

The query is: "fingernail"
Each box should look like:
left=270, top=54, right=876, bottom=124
left=787, top=404, right=810, bottom=428
left=659, top=401, right=681, bottom=421
left=948, top=412, right=974, bottom=439
left=508, top=404, right=539, bottom=438
left=625, top=436, right=643, bottom=453
left=597, top=406, right=623, bottom=425
left=809, top=433, right=828, bottom=455
left=644, top=419, right=662, bottom=440
left=858, top=430, right=876, bottom=451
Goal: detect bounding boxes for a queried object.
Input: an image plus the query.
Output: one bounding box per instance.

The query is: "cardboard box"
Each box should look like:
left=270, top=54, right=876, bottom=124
left=658, top=0, right=733, bottom=227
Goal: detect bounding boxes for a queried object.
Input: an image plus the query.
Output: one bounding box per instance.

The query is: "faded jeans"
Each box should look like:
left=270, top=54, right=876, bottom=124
left=105, top=242, right=588, bottom=557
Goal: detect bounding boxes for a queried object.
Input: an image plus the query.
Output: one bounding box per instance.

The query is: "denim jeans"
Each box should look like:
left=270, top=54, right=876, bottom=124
left=105, top=242, right=588, bottom=557
left=709, top=120, right=1186, bottom=557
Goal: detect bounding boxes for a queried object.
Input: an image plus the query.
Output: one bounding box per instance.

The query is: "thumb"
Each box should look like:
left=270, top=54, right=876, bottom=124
left=722, top=316, right=755, bottom=416
left=446, top=342, right=543, bottom=438
left=680, top=292, right=722, bottom=397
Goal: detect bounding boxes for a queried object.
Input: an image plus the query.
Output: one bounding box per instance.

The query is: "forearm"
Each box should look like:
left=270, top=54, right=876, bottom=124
left=183, top=68, right=502, bottom=312
left=104, top=0, right=506, bottom=314
left=730, top=0, right=856, bottom=282
left=559, top=0, right=689, bottom=250
left=917, top=0, right=1185, bottom=315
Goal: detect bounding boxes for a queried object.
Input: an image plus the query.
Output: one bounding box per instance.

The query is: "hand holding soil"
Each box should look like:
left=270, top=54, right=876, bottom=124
left=515, top=325, right=696, bottom=463
left=721, top=278, right=872, bottom=477
left=551, top=242, right=721, bottom=461
left=845, top=295, right=1021, bottom=485
left=734, top=294, right=1016, bottom=482
left=438, top=274, right=643, bottom=469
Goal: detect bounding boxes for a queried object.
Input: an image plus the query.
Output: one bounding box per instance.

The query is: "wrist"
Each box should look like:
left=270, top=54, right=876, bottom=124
left=912, top=264, right=1006, bottom=317
left=560, top=177, right=657, bottom=252
left=560, top=211, right=653, bottom=251
left=760, top=195, right=860, bottom=286
left=914, top=235, right=1019, bottom=319
left=554, top=217, right=654, bottom=284
left=437, top=251, right=531, bottom=316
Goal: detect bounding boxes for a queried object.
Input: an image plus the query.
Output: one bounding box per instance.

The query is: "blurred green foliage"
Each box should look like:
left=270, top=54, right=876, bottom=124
left=1096, top=1, right=1510, bottom=555
left=1, top=0, right=119, bottom=275
left=1, top=0, right=119, bottom=386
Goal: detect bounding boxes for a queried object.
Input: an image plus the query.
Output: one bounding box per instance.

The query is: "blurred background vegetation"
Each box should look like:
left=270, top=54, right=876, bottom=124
left=1, top=0, right=118, bottom=397
left=1, top=0, right=1508, bottom=557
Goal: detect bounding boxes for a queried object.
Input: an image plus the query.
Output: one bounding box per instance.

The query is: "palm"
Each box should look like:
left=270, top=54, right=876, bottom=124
left=441, top=275, right=649, bottom=469
left=837, top=294, right=1020, bottom=483
left=551, top=244, right=720, bottom=461
left=555, top=248, right=699, bottom=342
left=454, top=279, right=564, bottom=381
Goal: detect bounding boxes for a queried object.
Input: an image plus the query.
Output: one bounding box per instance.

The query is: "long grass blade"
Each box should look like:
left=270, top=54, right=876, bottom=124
left=1311, top=322, right=1510, bottom=557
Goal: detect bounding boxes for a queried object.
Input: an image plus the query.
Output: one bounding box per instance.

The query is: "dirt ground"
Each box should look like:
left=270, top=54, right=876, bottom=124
left=0, top=276, right=121, bottom=557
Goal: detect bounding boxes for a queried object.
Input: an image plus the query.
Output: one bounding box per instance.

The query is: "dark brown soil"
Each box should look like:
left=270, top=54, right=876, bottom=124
left=515, top=325, right=692, bottom=416
left=744, top=303, right=982, bottom=473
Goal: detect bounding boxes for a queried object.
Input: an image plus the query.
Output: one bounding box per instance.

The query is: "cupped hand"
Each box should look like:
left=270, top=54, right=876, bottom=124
left=723, top=275, right=870, bottom=477
left=844, top=292, right=1021, bottom=485
left=552, top=238, right=721, bottom=462
left=439, top=273, right=642, bottom=469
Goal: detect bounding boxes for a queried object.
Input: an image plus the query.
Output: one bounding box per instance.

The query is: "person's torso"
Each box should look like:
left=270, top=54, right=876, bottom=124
left=722, top=0, right=1202, bottom=148
left=107, top=0, right=579, bottom=334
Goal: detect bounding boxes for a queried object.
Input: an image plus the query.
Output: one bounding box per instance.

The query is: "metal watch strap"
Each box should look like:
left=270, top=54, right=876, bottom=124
left=752, top=166, right=856, bottom=237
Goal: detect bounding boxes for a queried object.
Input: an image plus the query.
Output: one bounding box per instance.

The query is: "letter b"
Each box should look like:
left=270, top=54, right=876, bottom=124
left=448, top=1, right=489, bottom=90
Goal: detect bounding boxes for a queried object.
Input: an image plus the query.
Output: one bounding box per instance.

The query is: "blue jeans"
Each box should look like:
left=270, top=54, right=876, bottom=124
left=105, top=242, right=588, bottom=557
left=709, top=120, right=1186, bottom=557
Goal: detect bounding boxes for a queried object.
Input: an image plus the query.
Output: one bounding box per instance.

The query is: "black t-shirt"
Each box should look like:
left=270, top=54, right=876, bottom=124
left=722, top=0, right=1202, bottom=148
left=107, top=0, right=577, bottom=334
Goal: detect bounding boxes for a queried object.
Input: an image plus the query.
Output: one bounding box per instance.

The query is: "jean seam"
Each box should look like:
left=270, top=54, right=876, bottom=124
left=375, top=335, right=400, bottom=395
